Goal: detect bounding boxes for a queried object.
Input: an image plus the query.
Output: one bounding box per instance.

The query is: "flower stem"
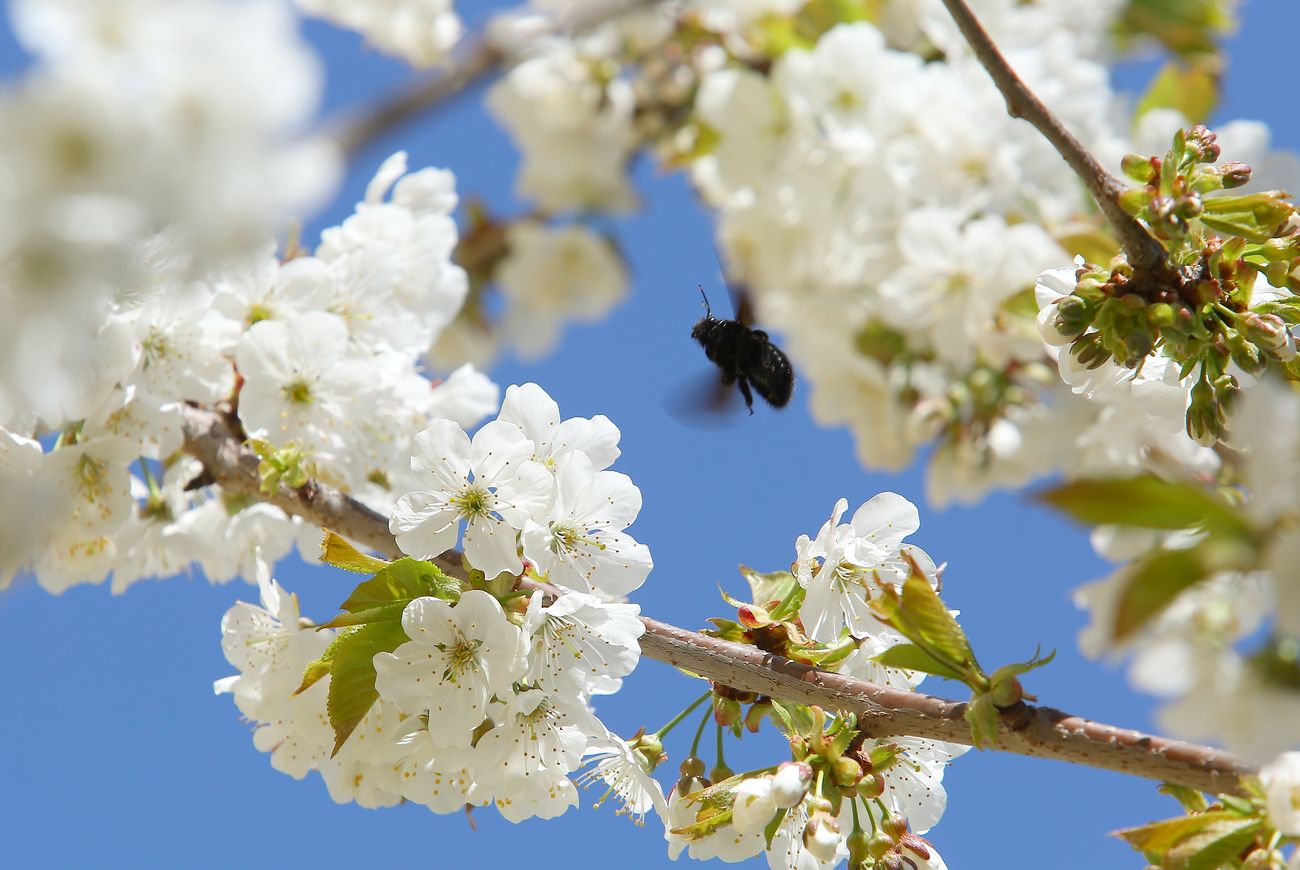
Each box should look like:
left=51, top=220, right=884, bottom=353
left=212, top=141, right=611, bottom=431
left=688, top=704, right=712, bottom=758
left=715, top=722, right=728, bottom=771
left=654, top=690, right=712, bottom=740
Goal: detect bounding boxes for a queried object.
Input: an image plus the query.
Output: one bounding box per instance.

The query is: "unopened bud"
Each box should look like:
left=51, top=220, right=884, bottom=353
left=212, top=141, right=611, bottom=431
left=771, top=761, right=813, bottom=808
left=868, top=832, right=897, bottom=859
left=803, top=813, right=841, bottom=863
left=882, top=815, right=909, bottom=839
left=1121, top=153, right=1156, bottom=183
left=1228, top=332, right=1267, bottom=375
left=1146, top=303, right=1177, bottom=328
left=1186, top=125, right=1221, bottom=163
left=847, top=830, right=873, bottom=868
left=1220, top=161, right=1253, bottom=189
left=990, top=676, right=1024, bottom=708
left=680, top=756, right=706, bottom=779
left=832, top=756, right=863, bottom=788
left=710, top=761, right=733, bottom=782
left=1186, top=376, right=1223, bottom=447
left=1242, top=312, right=1290, bottom=352
left=1119, top=186, right=1151, bottom=216
left=714, top=696, right=742, bottom=727
left=856, top=772, right=885, bottom=799
left=744, top=700, right=772, bottom=734
left=1175, top=194, right=1204, bottom=220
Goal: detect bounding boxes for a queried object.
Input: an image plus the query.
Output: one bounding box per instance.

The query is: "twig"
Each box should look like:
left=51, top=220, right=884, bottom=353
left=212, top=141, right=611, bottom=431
left=179, top=403, right=1252, bottom=795
left=936, top=0, right=1169, bottom=274
left=329, top=0, right=662, bottom=157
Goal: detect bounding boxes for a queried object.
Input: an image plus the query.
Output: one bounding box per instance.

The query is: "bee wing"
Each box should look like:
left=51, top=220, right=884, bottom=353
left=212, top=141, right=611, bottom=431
left=666, top=370, right=744, bottom=429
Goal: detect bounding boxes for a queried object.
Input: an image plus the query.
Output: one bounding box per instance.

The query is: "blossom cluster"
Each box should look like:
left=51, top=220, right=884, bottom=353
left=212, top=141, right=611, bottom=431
left=219, top=385, right=662, bottom=824
left=0, top=0, right=339, bottom=431
left=667, top=493, right=964, bottom=868
left=1, top=152, right=491, bottom=594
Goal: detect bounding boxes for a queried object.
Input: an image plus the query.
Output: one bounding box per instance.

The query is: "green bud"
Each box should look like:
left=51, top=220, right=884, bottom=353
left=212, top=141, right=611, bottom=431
left=709, top=761, right=733, bottom=782
left=1265, top=259, right=1292, bottom=287
left=1052, top=295, right=1093, bottom=339
left=832, top=756, right=863, bottom=788
left=1123, top=328, right=1154, bottom=363
left=1119, top=187, right=1150, bottom=216
left=1120, top=153, right=1156, bottom=183
left=882, top=815, right=909, bottom=839
left=990, top=676, right=1024, bottom=708
left=856, top=772, right=885, bottom=799
left=847, top=830, right=873, bottom=866
left=713, top=696, right=742, bottom=727
left=1228, top=333, right=1267, bottom=375
left=1186, top=375, right=1224, bottom=447
left=868, top=832, right=897, bottom=859
left=1146, top=303, right=1177, bottom=328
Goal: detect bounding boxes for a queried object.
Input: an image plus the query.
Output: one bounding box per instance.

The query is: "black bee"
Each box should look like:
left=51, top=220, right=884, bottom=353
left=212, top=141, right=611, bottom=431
left=691, top=286, right=794, bottom=414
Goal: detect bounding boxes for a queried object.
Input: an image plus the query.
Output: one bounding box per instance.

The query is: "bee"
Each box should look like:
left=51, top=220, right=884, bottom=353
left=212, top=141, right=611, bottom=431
left=691, top=286, right=794, bottom=414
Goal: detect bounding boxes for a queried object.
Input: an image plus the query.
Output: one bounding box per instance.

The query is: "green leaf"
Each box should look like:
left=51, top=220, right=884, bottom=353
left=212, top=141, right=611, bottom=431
left=339, top=557, right=458, bottom=613
left=767, top=699, right=797, bottom=735
left=989, top=648, right=1056, bottom=688
left=964, top=692, right=1000, bottom=749
left=1134, top=60, right=1220, bottom=125
left=320, top=530, right=389, bottom=574
left=319, top=621, right=410, bottom=755
left=739, top=565, right=800, bottom=610
left=873, top=643, right=967, bottom=682
left=899, top=570, right=983, bottom=683
left=1038, top=476, right=1251, bottom=540
left=1165, top=817, right=1262, bottom=870
left=1113, top=538, right=1253, bottom=640
left=318, top=602, right=407, bottom=629
left=1114, top=810, right=1241, bottom=854
left=1159, top=783, right=1210, bottom=814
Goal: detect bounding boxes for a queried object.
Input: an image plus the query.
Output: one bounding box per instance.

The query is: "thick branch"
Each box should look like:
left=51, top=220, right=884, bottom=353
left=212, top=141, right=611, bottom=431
left=330, top=0, right=660, bottom=157
left=937, top=0, right=1168, bottom=273
left=179, top=403, right=1252, bottom=795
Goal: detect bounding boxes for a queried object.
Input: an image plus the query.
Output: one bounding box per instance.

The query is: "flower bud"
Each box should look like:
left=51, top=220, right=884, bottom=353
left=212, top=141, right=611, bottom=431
left=771, top=761, right=813, bottom=808
left=1175, top=193, right=1204, bottom=220
left=1121, top=153, right=1156, bottom=183
left=881, top=815, right=909, bottom=840
left=868, top=832, right=896, bottom=859
left=731, top=777, right=777, bottom=835
left=856, top=772, right=885, bottom=799
left=1242, top=312, right=1291, bottom=352
left=847, top=830, right=873, bottom=869
left=679, top=756, right=706, bottom=779
left=710, top=761, right=733, bottom=782
left=831, top=756, right=863, bottom=788
left=1119, top=187, right=1150, bottom=216
left=1186, top=376, right=1223, bottom=447
left=803, top=813, right=842, bottom=863
left=713, top=696, right=742, bottom=727
left=1220, top=161, right=1253, bottom=189
left=990, top=676, right=1024, bottom=708
left=744, top=700, right=772, bottom=733
left=1186, top=125, right=1221, bottom=163
left=1228, top=332, right=1267, bottom=375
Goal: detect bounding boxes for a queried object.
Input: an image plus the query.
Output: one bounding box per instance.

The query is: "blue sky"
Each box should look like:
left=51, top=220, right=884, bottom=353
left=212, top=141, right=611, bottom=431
left=1, top=2, right=1296, bottom=868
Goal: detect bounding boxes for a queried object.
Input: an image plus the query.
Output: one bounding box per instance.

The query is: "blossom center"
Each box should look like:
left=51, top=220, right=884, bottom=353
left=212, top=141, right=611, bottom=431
left=450, top=483, right=492, bottom=519
left=282, top=378, right=314, bottom=405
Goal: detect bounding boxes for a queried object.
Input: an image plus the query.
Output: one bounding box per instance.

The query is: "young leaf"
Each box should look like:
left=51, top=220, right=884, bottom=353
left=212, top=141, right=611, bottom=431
left=764, top=807, right=788, bottom=850
left=873, top=643, right=967, bottom=682
left=964, top=692, right=999, bottom=749
left=319, top=621, right=410, bottom=755
left=1038, top=476, right=1251, bottom=540
left=1163, top=817, right=1262, bottom=870
left=898, top=570, right=983, bottom=684
left=320, top=530, right=389, bottom=574
left=1134, top=59, right=1220, bottom=125
left=1159, top=783, right=1210, bottom=814
left=988, top=649, right=1056, bottom=689
left=339, top=557, right=459, bottom=613
left=1114, top=810, right=1244, bottom=854
left=1112, top=538, right=1252, bottom=640
left=739, top=565, right=799, bottom=611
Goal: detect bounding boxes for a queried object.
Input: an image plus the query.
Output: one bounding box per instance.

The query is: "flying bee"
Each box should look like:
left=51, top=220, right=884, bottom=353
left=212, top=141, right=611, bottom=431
left=691, top=286, right=794, bottom=414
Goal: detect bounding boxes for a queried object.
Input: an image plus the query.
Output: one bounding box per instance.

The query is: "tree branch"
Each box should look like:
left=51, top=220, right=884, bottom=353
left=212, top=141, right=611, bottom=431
left=179, top=403, right=1252, bottom=796
left=329, top=0, right=662, bottom=157
left=936, top=0, right=1169, bottom=274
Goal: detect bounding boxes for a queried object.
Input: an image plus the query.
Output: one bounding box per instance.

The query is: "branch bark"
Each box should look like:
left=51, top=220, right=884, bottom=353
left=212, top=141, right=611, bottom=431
left=179, top=403, right=1252, bottom=796
left=329, top=0, right=661, bottom=157
left=936, top=0, right=1169, bottom=274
